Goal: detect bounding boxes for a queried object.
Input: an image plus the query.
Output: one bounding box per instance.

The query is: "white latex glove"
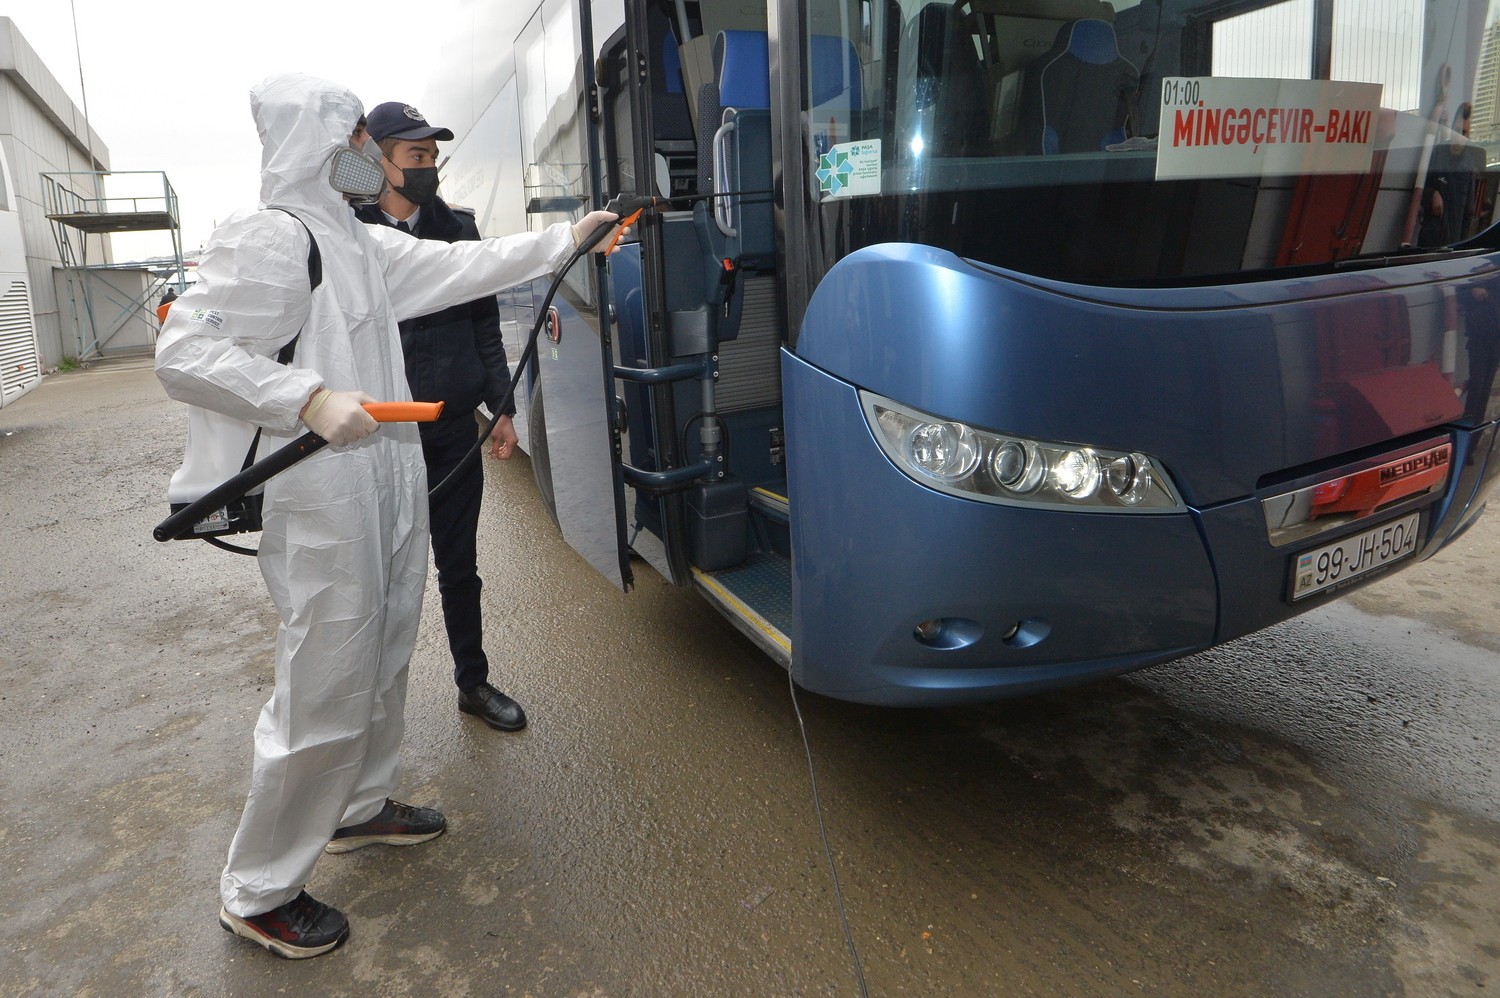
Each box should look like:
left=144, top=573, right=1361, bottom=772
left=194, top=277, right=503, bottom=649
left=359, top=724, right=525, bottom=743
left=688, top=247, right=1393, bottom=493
left=301, top=388, right=378, bottom=446
left=572, top=210, right=629, bottom=254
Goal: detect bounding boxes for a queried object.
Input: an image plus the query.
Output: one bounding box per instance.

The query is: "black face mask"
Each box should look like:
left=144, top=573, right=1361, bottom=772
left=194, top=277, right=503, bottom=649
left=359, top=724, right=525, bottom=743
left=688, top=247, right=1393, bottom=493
left=395, top=166, right=440, bottom=206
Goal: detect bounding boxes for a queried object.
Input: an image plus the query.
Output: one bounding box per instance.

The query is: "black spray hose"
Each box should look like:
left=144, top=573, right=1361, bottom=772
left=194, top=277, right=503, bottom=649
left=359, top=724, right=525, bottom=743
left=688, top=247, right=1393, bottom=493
left=428, top=193, right=653, bottom=500
left=429, top=186, right=774, bottom=500
left=157, top=188, right=770, bottom=540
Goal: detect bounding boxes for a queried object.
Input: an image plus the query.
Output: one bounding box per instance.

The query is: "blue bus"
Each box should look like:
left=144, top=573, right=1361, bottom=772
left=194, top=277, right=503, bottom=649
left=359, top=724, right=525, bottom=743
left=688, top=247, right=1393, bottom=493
left=436, top=0, right=1500, bottom=705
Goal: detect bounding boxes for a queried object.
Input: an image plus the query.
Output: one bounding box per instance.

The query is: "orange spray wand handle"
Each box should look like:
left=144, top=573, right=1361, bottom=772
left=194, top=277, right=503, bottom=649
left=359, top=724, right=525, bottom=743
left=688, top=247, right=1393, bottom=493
left=605, top=207, right=647, bottom=254
left=362, top=401, right=444, bottom=422
left=597, top=194, right=659, bottom=255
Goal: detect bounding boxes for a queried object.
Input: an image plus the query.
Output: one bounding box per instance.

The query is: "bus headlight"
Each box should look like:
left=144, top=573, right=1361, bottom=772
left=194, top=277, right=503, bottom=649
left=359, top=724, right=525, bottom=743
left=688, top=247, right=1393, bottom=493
left=989, top=439, right=1046, bottom=493
left=905, top=421, right=981, bottom=482
left=862, top=392, right=1183, bottom=512
left=1106, top=453, right=1154, bottom=505
left=1051, top=449, right=1101, bottom=499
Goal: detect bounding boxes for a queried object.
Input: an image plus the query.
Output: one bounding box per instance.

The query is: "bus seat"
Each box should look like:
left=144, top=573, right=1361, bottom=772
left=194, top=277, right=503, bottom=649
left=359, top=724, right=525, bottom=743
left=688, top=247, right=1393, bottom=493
left=674, top=0, right=768, bottom=137
left=680, top=30, right=774, bottom=349
left=1018, top=18, right=1138, bottom=155
left=696, top=30, right=769, bottom=192
left=717, top=30, right=771, bottom=108
left=696, top=30, right=774, bottom=268
left=959, top=0, right=1117, bottom=79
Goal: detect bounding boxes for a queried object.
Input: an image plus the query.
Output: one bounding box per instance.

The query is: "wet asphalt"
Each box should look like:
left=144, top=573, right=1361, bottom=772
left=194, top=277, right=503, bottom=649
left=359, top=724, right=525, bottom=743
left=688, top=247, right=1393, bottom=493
left=0, top=357, right=1496, bottom=996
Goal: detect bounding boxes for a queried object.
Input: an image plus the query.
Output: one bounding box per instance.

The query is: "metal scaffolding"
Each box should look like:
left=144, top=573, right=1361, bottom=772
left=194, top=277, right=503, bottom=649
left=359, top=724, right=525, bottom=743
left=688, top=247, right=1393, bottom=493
left=42, top=170, right=186, bottom=360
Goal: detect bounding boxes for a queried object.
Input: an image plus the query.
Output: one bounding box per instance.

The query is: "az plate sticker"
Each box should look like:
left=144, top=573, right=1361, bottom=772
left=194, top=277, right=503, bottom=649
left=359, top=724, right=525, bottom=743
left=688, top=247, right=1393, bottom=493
left=186, top=308, right=225, bottom=329
left=816, top=140, right=881, bottom=199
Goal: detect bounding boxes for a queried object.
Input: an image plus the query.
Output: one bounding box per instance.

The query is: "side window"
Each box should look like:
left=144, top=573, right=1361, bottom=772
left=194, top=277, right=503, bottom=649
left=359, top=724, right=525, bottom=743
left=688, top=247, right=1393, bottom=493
left=1212, top=0, right=1422, bottom=112
left=597, top=25, right=638, bottom=200
left=518, top=11, right=549, bottom=234
left=1211, top=0, right=1315, bottom=79
left=517, top=0, right=596, bottom=305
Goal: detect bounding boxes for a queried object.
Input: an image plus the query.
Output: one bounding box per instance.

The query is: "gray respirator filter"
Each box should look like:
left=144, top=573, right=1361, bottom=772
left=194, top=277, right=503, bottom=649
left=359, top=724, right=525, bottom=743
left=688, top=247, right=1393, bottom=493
left=329, top=147, right=387, bottom=200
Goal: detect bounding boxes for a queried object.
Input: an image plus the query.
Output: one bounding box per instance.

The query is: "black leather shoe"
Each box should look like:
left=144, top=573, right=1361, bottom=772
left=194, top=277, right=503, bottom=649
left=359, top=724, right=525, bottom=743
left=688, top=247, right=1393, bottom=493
left=457, top=682, right=527, bottom=731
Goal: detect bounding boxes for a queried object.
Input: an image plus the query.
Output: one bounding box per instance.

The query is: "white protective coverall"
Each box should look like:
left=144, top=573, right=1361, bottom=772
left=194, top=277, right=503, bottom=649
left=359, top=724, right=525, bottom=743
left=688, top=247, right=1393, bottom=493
left=156, top=73, right=576, bottom=917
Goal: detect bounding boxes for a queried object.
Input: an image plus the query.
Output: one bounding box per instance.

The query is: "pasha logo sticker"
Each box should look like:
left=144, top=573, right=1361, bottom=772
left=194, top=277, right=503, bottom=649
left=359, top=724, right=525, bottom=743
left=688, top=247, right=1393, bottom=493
left=816, top=140, right=881, bottom=199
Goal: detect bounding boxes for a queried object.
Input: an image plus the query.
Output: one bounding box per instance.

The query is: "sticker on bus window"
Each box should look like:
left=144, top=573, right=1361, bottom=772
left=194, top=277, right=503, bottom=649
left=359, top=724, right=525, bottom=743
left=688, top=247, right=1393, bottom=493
left=1155, top=78, right=1382, bottom=181
left=816, top=140, right=881, bottom=199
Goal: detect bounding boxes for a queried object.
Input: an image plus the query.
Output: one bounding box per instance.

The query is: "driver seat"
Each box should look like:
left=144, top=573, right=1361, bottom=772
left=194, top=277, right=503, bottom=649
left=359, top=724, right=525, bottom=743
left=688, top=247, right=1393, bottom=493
left=1019, top=18, right=1138, bottom=155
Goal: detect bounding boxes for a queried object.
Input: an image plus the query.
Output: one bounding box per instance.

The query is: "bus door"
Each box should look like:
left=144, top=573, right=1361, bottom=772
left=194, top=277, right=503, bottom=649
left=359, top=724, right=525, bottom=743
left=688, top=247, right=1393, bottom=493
left=592, top=0, right=800, bottom=663
left=517, top=0, right=633, bottom=589
left=594, top=0, right=776, bottom=591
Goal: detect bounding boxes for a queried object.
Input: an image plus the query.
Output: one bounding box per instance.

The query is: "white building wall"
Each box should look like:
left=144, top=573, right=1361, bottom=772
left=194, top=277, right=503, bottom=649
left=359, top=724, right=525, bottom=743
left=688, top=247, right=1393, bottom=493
left=0, top=17, right=112, bottom=368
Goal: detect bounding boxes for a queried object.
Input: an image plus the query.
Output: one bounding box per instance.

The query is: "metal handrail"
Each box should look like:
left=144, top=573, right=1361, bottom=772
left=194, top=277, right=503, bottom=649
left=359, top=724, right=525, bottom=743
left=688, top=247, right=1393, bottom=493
left=42, top=170, right=180, bottom=223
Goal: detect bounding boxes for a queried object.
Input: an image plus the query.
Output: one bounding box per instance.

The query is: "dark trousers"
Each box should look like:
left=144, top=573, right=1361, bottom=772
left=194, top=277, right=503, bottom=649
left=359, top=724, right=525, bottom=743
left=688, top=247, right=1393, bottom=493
left=421, top=415, right=489, bottom=692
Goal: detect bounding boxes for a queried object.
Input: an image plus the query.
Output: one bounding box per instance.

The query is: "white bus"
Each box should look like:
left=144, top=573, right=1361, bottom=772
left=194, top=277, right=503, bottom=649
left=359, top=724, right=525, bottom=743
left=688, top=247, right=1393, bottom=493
left=0, top=140, right=40, bottom=409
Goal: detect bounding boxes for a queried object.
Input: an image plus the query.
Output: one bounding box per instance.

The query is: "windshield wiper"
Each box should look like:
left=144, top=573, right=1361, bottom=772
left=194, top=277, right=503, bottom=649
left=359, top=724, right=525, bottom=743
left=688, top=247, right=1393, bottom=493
left=1332, top=244, right=1490, bottom=270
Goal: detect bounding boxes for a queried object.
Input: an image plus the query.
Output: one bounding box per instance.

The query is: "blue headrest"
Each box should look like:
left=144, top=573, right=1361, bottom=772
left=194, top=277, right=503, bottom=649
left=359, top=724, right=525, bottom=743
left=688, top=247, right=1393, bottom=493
left=810, top=35, right=862, bottom=108
left=1063, top=19, right=1120, bottom=66
left=716, top=31, right=771, bottom=108
left=663, top=33, right=684, bottom=94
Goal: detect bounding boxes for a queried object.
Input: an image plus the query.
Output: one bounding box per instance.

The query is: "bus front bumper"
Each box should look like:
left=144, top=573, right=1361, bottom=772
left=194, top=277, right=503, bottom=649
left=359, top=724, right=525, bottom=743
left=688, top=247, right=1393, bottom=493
left=783, top=353, right=1499, bottom=707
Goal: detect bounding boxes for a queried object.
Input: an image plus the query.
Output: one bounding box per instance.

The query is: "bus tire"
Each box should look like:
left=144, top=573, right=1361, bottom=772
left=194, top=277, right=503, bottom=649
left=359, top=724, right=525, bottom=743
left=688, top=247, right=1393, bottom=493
left=529, top=385, right=562, bottom=531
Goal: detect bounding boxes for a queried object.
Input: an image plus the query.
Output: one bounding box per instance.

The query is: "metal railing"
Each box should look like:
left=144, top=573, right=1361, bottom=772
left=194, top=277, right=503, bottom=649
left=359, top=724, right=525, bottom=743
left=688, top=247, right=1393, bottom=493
left=42, top=170, right=180, bottom=226
left=41, top=171, right=185, bottom=360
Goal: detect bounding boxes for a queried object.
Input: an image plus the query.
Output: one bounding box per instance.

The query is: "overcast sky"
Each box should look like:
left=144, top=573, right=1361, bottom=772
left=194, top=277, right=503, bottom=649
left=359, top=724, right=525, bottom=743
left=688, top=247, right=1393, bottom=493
left=4, top=0, right=464, bottom=261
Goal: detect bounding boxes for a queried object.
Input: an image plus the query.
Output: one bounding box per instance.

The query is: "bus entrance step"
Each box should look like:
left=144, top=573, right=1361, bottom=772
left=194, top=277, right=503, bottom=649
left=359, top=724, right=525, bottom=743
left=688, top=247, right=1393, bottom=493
left=692, top=551, right=792, bottom=666
left=748, top=484, right=789, bottom=524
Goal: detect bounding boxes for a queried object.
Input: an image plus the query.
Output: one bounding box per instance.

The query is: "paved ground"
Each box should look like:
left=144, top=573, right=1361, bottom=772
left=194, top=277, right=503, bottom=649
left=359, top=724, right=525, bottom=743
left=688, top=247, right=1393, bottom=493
left=1, top=357, right=1497, bottom=996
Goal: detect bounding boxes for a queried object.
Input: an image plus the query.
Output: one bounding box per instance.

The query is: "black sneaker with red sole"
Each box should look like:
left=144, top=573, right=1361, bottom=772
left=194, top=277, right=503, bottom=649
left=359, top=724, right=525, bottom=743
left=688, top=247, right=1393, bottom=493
left=219, top=890, right=349, bottom=959
left=324, top=798, right=446, bottom=854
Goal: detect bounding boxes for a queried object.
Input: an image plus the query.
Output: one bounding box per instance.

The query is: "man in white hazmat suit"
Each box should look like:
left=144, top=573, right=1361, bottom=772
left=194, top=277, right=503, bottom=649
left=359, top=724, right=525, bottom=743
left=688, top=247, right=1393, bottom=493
left=155, top=73, right=621, bottom=959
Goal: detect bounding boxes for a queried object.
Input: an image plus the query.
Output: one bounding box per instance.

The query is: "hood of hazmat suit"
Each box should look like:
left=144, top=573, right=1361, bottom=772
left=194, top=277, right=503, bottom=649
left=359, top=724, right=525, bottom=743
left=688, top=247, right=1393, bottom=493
left=155, top=73, right=576, bottom=918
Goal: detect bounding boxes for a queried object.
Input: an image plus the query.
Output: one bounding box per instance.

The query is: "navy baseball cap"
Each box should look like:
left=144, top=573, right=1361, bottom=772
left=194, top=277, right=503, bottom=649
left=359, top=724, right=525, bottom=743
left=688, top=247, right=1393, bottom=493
left=364, top=102, right=455, bottom=142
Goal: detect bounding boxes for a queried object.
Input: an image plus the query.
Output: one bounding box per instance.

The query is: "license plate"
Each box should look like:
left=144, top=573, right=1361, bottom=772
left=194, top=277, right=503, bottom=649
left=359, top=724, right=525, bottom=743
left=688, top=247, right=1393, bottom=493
left=1290, top=512, right=1421, bottom=601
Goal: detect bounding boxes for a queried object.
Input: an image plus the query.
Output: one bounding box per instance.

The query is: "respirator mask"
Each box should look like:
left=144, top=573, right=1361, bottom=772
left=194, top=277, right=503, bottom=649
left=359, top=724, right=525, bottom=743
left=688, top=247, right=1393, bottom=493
left=329, top=140, right=387, bottom=204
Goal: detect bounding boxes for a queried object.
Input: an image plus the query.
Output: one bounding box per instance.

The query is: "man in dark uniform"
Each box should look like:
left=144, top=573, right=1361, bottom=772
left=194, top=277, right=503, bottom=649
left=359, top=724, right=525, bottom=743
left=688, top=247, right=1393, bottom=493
left=354, top=101, right=527, bottom=732
left=1420, top=102, right=1485, bottom=248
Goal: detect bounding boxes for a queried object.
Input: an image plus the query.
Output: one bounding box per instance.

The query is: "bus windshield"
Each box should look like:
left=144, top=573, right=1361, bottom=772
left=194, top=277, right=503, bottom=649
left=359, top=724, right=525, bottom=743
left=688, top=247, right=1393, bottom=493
left=805, top=0, right=1499, bottom=283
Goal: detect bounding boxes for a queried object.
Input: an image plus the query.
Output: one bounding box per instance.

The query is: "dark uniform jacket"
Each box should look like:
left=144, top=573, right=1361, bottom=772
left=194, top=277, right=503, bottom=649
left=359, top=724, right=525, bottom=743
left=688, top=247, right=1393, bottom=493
left=353, top=198, right=515, bottom=419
